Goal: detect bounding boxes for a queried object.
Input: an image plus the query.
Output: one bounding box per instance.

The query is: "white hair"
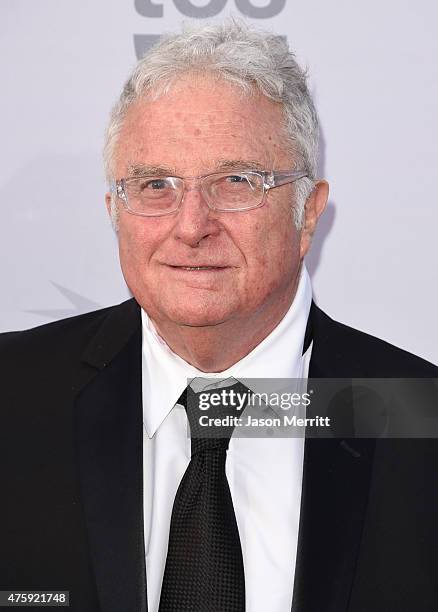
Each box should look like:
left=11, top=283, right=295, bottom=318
left=104, top=19, right=319, bottom=229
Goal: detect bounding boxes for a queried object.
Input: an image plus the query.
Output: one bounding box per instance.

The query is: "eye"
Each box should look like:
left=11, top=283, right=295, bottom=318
left=221, top=173, right=259, bottom=192
left=141, top=178, right=169, bottom=190
left=225, top=174, right=246, bottom=183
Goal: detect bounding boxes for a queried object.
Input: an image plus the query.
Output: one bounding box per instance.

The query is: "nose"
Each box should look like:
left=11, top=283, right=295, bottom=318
left=172, top=184, right=220, bottom=247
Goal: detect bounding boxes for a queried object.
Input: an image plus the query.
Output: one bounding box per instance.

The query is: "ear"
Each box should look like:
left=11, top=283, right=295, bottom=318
left=105, top=192, right=113, bottom=217
left=299, top=180, right=329, bottom=259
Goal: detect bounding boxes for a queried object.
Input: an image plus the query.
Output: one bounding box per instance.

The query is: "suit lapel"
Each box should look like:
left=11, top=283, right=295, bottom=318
left=74, top=300, right=147, bottom=612
left=292, top=303, right=376, bottom=612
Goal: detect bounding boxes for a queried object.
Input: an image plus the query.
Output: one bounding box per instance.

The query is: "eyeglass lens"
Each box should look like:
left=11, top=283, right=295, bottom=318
left=124, top=172, right=264, bottom=213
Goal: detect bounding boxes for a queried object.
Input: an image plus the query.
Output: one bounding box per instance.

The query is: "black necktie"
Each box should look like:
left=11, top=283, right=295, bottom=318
left=159, top=382, right=246, bottom=612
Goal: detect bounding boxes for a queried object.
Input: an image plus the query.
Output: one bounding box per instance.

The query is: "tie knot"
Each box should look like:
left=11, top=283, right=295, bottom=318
left=182, top=381, right=249, bottom=456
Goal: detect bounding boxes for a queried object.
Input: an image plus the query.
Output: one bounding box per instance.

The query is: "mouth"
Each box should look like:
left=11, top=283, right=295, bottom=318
left=168, top=265, right=229, bottom=271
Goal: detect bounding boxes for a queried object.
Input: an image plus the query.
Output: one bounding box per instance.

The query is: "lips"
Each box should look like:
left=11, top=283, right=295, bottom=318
left=167, top=264, right=228, bottom=270
left=174, top=266, right=225, bottom=270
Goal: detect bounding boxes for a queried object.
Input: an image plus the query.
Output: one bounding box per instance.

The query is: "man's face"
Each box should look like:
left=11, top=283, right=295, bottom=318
left=108, top=76, right=323, bottom=332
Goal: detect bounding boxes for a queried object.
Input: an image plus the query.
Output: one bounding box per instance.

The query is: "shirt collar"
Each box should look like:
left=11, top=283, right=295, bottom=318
left=141, top=264, right=312, bottom=437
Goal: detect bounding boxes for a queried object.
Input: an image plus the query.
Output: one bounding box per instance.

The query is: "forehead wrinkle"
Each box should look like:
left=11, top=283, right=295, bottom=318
left=163, top=109, right=248, bottom=122
left=162, top=130, right=256, bottom=143
left=152, top=114, right=259, bottom=136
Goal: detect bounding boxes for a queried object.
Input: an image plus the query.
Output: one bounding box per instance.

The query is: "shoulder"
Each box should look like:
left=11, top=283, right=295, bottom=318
left=0, top=305, right=111, bottom=358
left=311, top=303, right=438, bottom=377
left=0, top=299, right=137, bottom=373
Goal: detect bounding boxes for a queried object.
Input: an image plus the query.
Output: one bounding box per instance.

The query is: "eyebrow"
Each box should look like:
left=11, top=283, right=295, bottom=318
left=125, top=159, right=267, bottom=178
left=214, top=159, right=267, bottom=172
left=127, top=164, right=177, bottom=178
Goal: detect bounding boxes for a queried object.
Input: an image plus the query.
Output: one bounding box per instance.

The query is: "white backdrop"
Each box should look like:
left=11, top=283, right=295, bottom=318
left=1, top=0, right=437, bottom=364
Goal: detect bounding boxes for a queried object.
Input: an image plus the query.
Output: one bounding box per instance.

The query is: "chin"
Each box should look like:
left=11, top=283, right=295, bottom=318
left=134, top=287, right=240, bottom=328
left=160, top=300, right=235, bottom=328
left=172, top=309, right=230, bottom=328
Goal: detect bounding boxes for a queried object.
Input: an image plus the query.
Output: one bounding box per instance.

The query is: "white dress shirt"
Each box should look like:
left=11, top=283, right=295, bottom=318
left=142, top=265, right=313, bottom=612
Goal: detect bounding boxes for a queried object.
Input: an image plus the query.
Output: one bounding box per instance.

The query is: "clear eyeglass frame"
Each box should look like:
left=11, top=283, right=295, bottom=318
left=111, top=169, right=309, bottom=217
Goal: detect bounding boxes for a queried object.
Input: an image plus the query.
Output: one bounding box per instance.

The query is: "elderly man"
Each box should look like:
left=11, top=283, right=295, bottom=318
left=1, top=20, right=437, bottom=612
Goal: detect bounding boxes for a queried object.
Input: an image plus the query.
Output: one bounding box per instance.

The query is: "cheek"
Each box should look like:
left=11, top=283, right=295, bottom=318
left=248, top=213, right=299, bottom=277
left=256, top=232, right=299, bottom=302
left=117, top=219, right=157, bottom=270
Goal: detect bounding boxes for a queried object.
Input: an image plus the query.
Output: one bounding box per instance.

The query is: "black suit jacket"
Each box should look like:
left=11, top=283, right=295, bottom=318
left=1, top=299, right=437, bottom=611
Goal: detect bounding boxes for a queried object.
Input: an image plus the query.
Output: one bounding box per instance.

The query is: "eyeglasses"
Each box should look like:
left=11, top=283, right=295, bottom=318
left=111, top=169, right=308, bottom=217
